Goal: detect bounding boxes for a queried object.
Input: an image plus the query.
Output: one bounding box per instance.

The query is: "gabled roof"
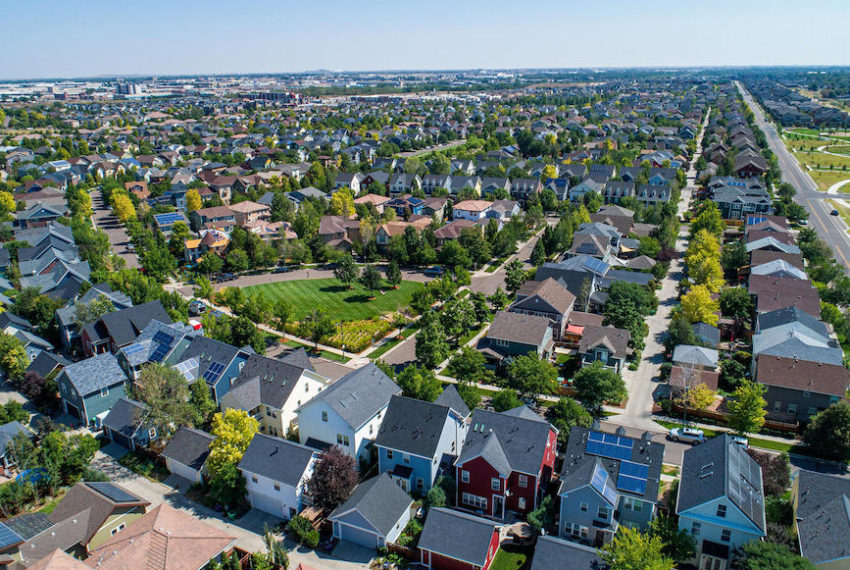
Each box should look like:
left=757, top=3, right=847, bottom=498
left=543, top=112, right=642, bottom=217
left=530, top=536, right=602, bottom=570
left=672, top=344, right=719, bottom=368
left=677, top=434, right=766, bottom=534
left=756, top=305, right=828, bottom=338
left=434, top=384, right=470, bottom=418
left=458, top=407, right=553, bottom=476
left=756, top=355, right=849, bottom=396
left=101, top=398, right=147, bottom=440
left=84, top=504, right=235, bottom=570
left=222, top=349, right=317, bottom=411
left=60, top=352, right=127, bottom=397
left=86, top=301, right=172, bottom=347
left=298, top=363, right=400, bottom=429
left=25, top=548, right=88, bottom=570
left=328, top=473, right=413, bottom=537
left=417, top=508, right=500, bottom=567
left=238, top=434, right=316, bottom=487
left=795, top=470, right=850, bottom=565
left=487, top=311, right=551, bottom=348
left=512, top=278, right=576, bottom=316
left=578, top=325, right=630, bottom=359
left=375, top=395, right=454, bottom=458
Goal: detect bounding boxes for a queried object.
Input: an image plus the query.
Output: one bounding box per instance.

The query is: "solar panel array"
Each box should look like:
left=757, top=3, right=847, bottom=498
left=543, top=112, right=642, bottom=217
left=590, top=464, right=618, bottom=505
left=87, top=482, right=140, bottom=504
left=616, top=460, right=649, bottom=495
left=586, top=431, right=634, bottom=461
left=122, top=343, right=145, bottom=356
left=727, top=444, right=764, bottom=525
left=0, top=522, right=22, bottom=550
left=175, top=358, right=199, bottom=380
left=203, top=361, right=226, bottom=384
left=155, top=213, right=185, bottom=224
left=582, top=256, right=609, bottom=276
left=152, top=331, right=174, bottom=346
left=150, top=332, right=176, bottom=363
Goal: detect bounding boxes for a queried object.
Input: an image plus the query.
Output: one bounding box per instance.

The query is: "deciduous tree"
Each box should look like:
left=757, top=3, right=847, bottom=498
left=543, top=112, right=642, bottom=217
left=504, top=259, right=526, bottom=294
left=306, top=446, right=358, bottom=511
left=506, top=354, right=558, bottom=400
left=573, top=361, right=627, bottom=415
left=396, top=364, right=442, bottom=402
left=600, top=527, right=674, bottom=570
left=680, top=284, right=720, bottom=326
left=208, top=409, right=259, bottom=478
left=728, top=379, right=767, bottom=436
left=185, top=188, right=202, bottom=212
left=359, top=264, right=383, bottom=295
left=134, top=363, right=194, bottom=438
left=804, top=402, right=850, bottom=462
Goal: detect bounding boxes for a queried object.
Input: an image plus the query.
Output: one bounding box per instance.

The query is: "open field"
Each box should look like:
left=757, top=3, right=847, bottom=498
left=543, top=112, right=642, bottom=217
left=244, top=278, right=423, bottom=322
left=809, top=170, right=850, bottom=191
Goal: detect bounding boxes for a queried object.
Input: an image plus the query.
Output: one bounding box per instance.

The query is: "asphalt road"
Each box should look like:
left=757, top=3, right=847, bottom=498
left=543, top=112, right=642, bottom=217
left=91, top=188, right=140, bottom=269
left=735, top=81, right=850, bottom=272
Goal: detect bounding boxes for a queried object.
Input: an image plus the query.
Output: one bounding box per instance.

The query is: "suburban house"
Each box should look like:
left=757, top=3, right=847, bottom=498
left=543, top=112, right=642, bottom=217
left=84, top=504, right=236, bottom=570
left=161, top=427, right=214, bottom=484
left=297, top=363, right=401, bottom=461
left=455, top=406, right=557, bottom=519
left=80, top=301, right=172, bottom=357
left=677, top=434, right=766, bottom=570
left=189, top=205, right=237, bottom=233
left=375, top=388, right=470, bottom=493
left=328, top=473, right=414, bottom=550
left=55, top=283, right=132, bottom=352
left=453, top=200, right=492, bottom=221
left=755, top=355, right=849, bottom=423
left=558, top=426, right=664, bottom=545
left=417, top=508, right=501, bottom=570
left=101, top=397, right=157, bottom=451
left=577, top=325, right=631, bottom=373
left=0, top=421, right=33, bottom=472
left=220, top=349, right=332, bottom=438
left=480, top=311, right=554, bottom=363
left=672, top=345, right=719, bottom=370
left=5, top=482, right=149, bottom=568
left=510, top=278, right=576, bottom=340
left=229, top=200, right=270, bottom=226
left=510, top=178, right=542, bottom=204
left=792, top=470, right=850, bottom=568
left=239, top=434, right=318, bottom=519
left=530, top=536, right=603, bottom=570
left=178, top=335, right=254, bottom=402
left=56, top=352, right=128, bottom=425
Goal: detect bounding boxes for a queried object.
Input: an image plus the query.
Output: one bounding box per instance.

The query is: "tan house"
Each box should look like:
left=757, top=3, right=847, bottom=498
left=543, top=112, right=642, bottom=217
left=229, top=200, right=271, bottom=226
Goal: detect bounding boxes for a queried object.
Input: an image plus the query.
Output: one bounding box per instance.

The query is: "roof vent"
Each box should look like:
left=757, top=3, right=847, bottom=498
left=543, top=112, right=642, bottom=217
left=615, top=426, right=626, bottom=436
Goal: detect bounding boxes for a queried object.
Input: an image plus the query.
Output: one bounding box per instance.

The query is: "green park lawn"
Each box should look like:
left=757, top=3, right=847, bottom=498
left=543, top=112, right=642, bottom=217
left=490, top=548, right=527, bottom=570
left=244, top=278, right=423, bottom=322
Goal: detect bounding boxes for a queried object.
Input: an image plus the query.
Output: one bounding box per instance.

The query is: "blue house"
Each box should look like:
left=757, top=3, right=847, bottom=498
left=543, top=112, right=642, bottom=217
left=101, top=397, right=158, bottom=451
left=374, top=387, right=469, bottom=494
left=178, top=336, right=253, bottom=402
left=676, top=434, right=766, bottom=570
left=558, top=426, right=664, bottom=546
left=56, top=352, right=128, bottom=426
left=386, top=195, right=424, bottom=217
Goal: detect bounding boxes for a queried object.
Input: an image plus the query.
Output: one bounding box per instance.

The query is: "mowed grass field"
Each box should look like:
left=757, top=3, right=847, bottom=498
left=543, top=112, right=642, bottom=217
left=244, top=278, right=423, bottom=322
left=810, top=170, right=850, bottom=191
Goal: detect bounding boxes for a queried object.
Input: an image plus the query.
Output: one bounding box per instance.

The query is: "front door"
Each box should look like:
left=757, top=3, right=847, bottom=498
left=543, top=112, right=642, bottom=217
left=700, top=555, right=726, bottom=570
left=493, top=495, right=504, bottom=518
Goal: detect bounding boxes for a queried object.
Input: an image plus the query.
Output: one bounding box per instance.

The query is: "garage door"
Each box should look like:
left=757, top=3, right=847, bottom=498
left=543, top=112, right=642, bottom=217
left=249, top=492, right=283, bottom=517
left=166, top=458, right=201, bottom=483
left=65, top=402, right=81, bottom=420
left=108, top=430, right=133, bottom=450
left=339, top=523, right=379, bottom=549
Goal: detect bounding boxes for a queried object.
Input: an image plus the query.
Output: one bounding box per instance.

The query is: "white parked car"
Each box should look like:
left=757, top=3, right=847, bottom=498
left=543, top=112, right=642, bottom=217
left=731, top=435, right=749, bottom=448
left=667, top=427, right=705, bottom=445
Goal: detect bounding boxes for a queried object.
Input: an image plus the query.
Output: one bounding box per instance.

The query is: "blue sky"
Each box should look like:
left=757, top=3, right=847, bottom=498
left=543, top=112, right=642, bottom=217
left=2, top=0, right=848, bottom=79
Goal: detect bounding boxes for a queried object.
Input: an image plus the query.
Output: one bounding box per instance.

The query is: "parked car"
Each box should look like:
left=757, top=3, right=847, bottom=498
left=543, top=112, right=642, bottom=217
left=424, top=265, right=445, bottom=277
left=667, top=427, right=705, bottom=445
left=730, top=435, right=749, bottom=448
left=188, top=300, right=207, bottom=316
left=272, top=266, right=291, bottom=274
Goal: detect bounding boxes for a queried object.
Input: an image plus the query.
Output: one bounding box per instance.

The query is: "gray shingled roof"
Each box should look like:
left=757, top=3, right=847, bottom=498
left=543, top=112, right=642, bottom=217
left=162, top=427, right=214, bottom=471
left=531, top=536, right=602, bottom=570
left=671, top=345, right=719, bottom=368
left=60, top=352, right=127, bottom=397
left=795, top=470, right=850, bottom=565
left=756, top=305, right=828, bottom=337
left=418, top=508, right=499, bottom=566
left=238, top=434, right=316, bottom=487
left=328, top=473, right=413, bottom=537
left=299, top=363, right=400, bottom=429
left=374, top=395, right=452, bottom=458
left=677, top=434, right=766, bottom=533
left=101, top=398, right=147, bottom=439
left=458, top=407, right=553, bottom=476
left=487, top=311, right=551, bottom=347
left=0, top=421, right=32, bottom=455
left=434, top=384, right=470, bottom=418
left=221, top=349, right=315, bottom=411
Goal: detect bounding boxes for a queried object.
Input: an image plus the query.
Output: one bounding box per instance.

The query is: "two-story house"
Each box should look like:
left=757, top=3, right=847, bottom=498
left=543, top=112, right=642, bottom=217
left=329, top=473, right=414, bottom=550
left=558, top=426, right=664, bottom=546
left=177, top=336, right=253, bottom=402
left=480, top=311, right=554, bottom=364
left=755, top=355, right=849, bottom=424
left=375, top=387, right=470, bottom=494
left=677, top=434, right=766, bottom=570
left=297, top=363, right=401, bottom=461
left=239, top=434, right=318, bottom=519
left=510, top=278, right=576, bottom=341
left=56, top=352, right=128, bottom=426
left=455, top=406, right=557, bottom=519
left=577, top=325, right=631, bottom=373
left=453, top=200, right=492, bottom=221
left=220, top=349, right=332, bottom=438
left=793, top=470, right=850, bottom=568
left=81, top=301, right=172, bottom=357
left=418, top=508, right=501, bottom=570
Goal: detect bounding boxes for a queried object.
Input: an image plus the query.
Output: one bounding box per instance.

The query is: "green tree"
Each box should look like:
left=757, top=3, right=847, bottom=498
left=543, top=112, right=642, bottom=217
left=719, top=286, right=752, bottom=321
left=396, top=364, right=442, bottom=402
left=133, top=363, right=194, bottom=438
left=73, top=296, right=115, bottom=328
left=648, top=515, right=696, bottom=563
left=415, top=313, right=450, bottom=368
left=198, top=252, right=225, bottom=275
left=504, top=259, right=526, bottom=294
left=491, top=388, right=523, bottom=412
left=804, top=402, right=850, bottom=462
left=0, top=333, right=27, bottom=381
left=732, top=541, right=816, bottom=570
left=386, top=260, right=402, bottom=288
left=488, top=287, right=510, bottom=311
left=506, top=354, right=558, bottom=400
left=530, top=239, right=546, bottom=266
left=721, top=240, right=747, bottom=280
left=546, top=397, right=592, bottom=449
left=600, top=527, right=673, bottom=570
left=727, top=379, right=767, bottom=436
left=226, top=249, right=250, bottom=272
left=573, top=361, right=627, bottom=415
left=273, top=299, right=292, bottom=333
left=447, top=346, right=488, bottom=383
left=333, top=253, right=359, bottom=288
left=298, top=310, right=335, bottom=351
left=189, top=380, right=217, bottom=429
left=690, top=201, right=724, bottom=238
left=359, top=264, right=383, bottom=295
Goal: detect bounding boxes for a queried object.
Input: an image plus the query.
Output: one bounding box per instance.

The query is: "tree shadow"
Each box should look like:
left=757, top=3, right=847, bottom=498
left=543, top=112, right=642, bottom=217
left=319, top=285, right=350, bottom=293
left=343, top=294, right=372, bottom=303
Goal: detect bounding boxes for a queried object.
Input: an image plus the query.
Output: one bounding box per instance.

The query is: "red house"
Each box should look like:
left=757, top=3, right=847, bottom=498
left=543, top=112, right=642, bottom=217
left=455, top=407, right=557, bottom=519
left=418, top=508, right=501, bottom=570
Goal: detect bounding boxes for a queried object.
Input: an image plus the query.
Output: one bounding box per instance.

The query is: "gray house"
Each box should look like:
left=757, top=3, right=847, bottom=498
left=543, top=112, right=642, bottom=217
left=101, top=397, right=157, bottom=451
left=480, top=311, right=554, bottom=363
left=56, top=352, right=128, bottom=426
left=510, top=278, right=576, bottom=340
left=558, top=426, right=664, bottom=546
left=162, top=427, right=214, bottom=484
left=530, top=536, right=602, bottom=570
left=755, top=356, right=848, bottom=423
left=793, top=470, right=850, bottom=568
left=328, top=473, right=414, bottom=549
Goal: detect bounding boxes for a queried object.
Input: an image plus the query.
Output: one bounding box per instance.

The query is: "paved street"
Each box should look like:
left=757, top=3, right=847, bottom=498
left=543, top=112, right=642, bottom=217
left=93, top=444, right=372, bottom=569
left=91, top=188, right=140, bottom=269
left=735, top=81, right=850, bottom=272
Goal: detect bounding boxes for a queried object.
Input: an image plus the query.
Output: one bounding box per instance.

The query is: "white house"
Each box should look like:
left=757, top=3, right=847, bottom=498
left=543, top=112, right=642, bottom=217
left=296, top=363, right=401, bottom=461
left=328, top=473, right=414, bottom=549
left=238, top=434, right=318, bottom=519
left=676, top=434, right=766, bottom=570
left=453, top=199, right=492, bottom=221
left=161, top=427, right=214, bottom=484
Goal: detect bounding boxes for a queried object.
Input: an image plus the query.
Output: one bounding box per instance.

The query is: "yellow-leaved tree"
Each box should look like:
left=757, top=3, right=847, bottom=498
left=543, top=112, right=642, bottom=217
left=541, top=164, right=558, bottom=181
left=681, top=284, right=720, bottom=326
left=329, top=187, right=355, bottom=217
left=686, top=251, right=725, bottom=292
left=0, top=191, right=16, bottom=218
left=687, top=383, right=718, bottom=411
left=685, top=229, right=720, bottom=263
left=207, top=408, right=259, bottom=478
left=185, top=188, right=202, bottom=212
left=111, top=193, right=136, bottom=223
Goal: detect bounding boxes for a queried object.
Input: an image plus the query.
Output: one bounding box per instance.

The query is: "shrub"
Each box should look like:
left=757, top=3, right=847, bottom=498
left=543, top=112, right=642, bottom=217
left=287, top=515, right=319, bottom=548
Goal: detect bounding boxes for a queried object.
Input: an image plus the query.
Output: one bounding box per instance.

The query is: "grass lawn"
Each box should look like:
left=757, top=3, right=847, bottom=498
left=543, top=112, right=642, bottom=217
left=282, top=339, right=350, bottom=363
left=490, top=548, right=527, bottom=570
left=809, top=170, right=850, bottom=191
left=244, top=278, right=423, bottom=322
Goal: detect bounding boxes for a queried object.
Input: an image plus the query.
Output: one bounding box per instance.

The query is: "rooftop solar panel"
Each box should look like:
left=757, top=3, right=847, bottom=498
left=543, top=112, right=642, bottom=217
left=590, top=464, right=618, bottom=505
left=586, top=431, right=634, bottom=461
left=86, top=482, right=141, bottom=504
left=152, top=331, right=175, bottom=346
left=0, top=523, right=23, bottom=550
left=122, top=343, right=145, bottom=356
left=616, top=474, right=648, bottom=495
left=582, top=256, right=609, bottom=276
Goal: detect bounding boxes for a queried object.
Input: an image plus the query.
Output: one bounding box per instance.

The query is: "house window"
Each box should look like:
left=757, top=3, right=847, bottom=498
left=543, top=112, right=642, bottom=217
left=148, top=428, right=156, bottom=439
left=369, top=425, right=373, bottom=435
left=387, top=450, right=394, bottom=460
left=110, top=523, right=126, bottom=536
left=518, top=497, right=526, bottom=510
left=336, top=434, right=350, bottom=446
left=518, top=474, right=528, bottom=488
left=462, top=493, right=487, bottom=510
left=274, top=483, right=280, bottom=492
left=580, top=526, right=588, bottom=539
left=808, top=407, right=817, bottom=417
left=321, top=411, right=328, bottom=422
left=803, top=391, right=810, bottom=398
left=788, top=403, right=798, bottom=415
left=580, top=501, right=588, bottom=512
left=461, top=470, right=470, bottom=484
left=773, top=400, right=782, bottom=412
left=417, top=478, right=424, bottom=489
left=691, top=522, right=701, bottom=535
left=721, top=529, right=731, bottom=542
left=491, top=478, right=500, bottom=491
left=101, top=387, right=109, bottom=397
left=251, top=475, right=258, bottom=484
left=403, top=454, right=410, bottom=465
left=597, top=506, right=609, bottom=520
left=716, top=504, right=727, bottom=518
left=305, top=383, right=309, bottom=392
left=495, top=338, right=509, bottom=347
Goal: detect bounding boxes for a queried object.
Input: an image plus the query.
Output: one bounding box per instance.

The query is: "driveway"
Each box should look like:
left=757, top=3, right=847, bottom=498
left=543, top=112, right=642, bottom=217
left=91, top=189, right=139, bottom=269
left=93, top=444, right=371, bottom=568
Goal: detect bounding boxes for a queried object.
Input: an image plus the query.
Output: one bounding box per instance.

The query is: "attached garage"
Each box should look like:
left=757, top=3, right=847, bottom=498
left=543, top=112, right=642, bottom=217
left=248, top=491, right=285, bottom=517
left=329, top=474, right=413, bottom=551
